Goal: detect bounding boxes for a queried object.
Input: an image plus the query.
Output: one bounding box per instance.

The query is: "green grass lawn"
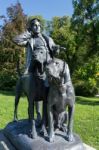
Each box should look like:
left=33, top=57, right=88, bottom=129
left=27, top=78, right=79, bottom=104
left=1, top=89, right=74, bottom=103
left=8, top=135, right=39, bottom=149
left=0, top=91, right=99, bottom=149
left=74, top=96, right=99, bottom=149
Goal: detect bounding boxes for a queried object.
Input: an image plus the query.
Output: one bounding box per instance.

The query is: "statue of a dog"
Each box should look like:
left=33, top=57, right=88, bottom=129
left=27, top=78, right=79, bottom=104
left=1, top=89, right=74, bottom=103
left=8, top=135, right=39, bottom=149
left=46, top=58, right=75, bottom=142
left=14, top=49, right=52, bottom=138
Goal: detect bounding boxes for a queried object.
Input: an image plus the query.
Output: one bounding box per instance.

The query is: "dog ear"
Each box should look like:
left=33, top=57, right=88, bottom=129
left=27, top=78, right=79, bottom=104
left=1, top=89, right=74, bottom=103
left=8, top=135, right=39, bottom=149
left=63, top=63, right=71, bottom=84
left=59, top=61, right=66, bottom=83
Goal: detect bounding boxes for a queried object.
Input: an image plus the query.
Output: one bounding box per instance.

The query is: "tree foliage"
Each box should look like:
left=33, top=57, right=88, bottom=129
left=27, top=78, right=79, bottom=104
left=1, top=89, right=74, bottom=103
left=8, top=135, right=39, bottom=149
left=0, top=1, right=98, bottom=95
left=71, top=0, right=99, bottom=95
left=0, top=2, right=27, bottom=90
left=49, top=16, right=76, bottom=74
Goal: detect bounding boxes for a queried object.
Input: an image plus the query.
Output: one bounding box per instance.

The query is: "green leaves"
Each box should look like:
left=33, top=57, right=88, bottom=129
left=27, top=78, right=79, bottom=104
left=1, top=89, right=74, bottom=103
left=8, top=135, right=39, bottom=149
left=0, top=2, right=26, bottom=90
left=50, top=16, right=76, bottom=72
left=0, top=1, right=98, bottom=96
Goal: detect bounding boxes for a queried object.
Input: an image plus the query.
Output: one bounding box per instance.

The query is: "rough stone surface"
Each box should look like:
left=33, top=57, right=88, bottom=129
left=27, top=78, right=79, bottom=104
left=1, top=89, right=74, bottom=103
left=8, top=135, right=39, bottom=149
left=83, top=143, right=96, bottom=150
left=3, top=119, right=84, bottom=150
left=0, top=131, right=96, bottom=150
left=0, top=130, right=16, bottom=150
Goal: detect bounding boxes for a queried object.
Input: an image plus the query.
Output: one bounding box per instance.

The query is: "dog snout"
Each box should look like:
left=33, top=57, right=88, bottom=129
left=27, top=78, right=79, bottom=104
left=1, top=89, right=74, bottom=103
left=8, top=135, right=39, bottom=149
left=46, top=67, right=53, bottom=77
left=33, top=53, right=37, bottom=58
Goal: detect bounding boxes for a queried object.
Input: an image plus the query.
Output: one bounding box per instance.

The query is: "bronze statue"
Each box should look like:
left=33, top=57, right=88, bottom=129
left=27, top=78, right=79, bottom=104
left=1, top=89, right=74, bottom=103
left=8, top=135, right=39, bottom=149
left=2, top=17, right=85, bottom=150
left=13, top=18, right=59, bottom=138
left=46, top=58, right=75, bottom=142
left=13, top=18, right=59, bottom=74
left=13, top=18, right=75, bottom=142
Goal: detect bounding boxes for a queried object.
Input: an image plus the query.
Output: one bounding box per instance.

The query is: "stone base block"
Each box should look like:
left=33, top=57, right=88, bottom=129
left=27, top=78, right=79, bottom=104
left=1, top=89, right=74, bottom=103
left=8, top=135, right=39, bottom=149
left=2, top=120, right=85, bottom=150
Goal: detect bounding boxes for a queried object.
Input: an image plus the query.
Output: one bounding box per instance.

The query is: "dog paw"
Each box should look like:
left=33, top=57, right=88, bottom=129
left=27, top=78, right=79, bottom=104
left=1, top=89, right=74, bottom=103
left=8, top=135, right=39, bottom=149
left=13, top=119, right=18, bottom=122
left=48, top=134, right=55, bottom=143
left=39, top=125, right=47, bottom=136
left=31, top=132, right=37, bottom=139
left=48, top=137, right=54, bottom=143
left=67, top=134, right=74, bottom=142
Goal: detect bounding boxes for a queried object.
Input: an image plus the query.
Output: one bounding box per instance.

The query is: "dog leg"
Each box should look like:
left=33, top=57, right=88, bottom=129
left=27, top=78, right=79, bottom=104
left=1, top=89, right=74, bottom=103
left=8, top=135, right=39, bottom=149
left=14, top=89, right=22, bottom=121
left=58, top=111, right=67, bottom=133
left=28, top=100, right=37, bottom=139
left=39, top=100, right=47, bottom=136
left=14, top=95, right=20, bottom=121
left=14, top=78, right=22, bottom=121
left=35, top=101, right=42, bottom=126
left=67, top=106, right=74, bottom=142
left=48, top=104, right=55, bottom=142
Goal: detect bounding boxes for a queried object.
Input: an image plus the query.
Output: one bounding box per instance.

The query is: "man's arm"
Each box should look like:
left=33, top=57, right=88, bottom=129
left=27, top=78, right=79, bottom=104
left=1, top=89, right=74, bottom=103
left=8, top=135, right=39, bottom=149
left=49, top=37, right=66, bottom=55
left=13, top=30, right=31, bottom=46
left=47, top=37, right=59, bottom=55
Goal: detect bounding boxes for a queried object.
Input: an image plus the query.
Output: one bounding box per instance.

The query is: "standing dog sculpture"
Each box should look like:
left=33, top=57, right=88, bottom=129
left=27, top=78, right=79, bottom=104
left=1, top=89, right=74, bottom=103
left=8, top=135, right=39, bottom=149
left=46, top=58, right=75, bottom=142
left=14, top=49, right=52, bottom=138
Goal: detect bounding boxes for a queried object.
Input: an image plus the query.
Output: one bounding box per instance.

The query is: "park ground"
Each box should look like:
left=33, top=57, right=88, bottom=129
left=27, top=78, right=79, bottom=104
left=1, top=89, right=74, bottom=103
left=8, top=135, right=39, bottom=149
left=0, top=91, right=99, bottom=149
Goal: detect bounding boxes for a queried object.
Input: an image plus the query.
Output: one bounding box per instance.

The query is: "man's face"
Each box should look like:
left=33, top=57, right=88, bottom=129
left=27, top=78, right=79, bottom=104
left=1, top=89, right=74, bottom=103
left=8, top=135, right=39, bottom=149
left=31, top=20, right=41, bottom=34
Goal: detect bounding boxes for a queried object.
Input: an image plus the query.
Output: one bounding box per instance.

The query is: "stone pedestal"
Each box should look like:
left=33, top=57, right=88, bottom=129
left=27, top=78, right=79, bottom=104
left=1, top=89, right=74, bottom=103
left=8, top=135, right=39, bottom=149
left=0, top=130, right=15, bottom=150
left=2, top=119, right=84, bottom=150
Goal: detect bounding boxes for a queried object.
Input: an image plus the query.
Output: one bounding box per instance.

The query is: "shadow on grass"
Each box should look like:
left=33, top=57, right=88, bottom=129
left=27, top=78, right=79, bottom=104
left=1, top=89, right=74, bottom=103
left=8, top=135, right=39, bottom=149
left=0, top=90, right=26, bottom=98
left=0, top=90, right=15, bottom=96
left=0, top=91, right=99, bottom=106
left=76, top=97, right=99, bottom=106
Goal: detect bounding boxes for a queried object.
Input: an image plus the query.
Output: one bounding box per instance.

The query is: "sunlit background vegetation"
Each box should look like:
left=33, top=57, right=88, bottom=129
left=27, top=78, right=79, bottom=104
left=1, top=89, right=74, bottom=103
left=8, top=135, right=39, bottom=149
left=0, top=1, right=99, bottom=96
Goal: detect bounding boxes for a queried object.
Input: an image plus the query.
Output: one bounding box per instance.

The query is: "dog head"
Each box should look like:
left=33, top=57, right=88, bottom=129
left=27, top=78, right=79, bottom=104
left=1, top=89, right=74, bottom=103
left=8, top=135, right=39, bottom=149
left=33, top=49, right=51, bottom=64
left=46, top=58, right=69, bottom=85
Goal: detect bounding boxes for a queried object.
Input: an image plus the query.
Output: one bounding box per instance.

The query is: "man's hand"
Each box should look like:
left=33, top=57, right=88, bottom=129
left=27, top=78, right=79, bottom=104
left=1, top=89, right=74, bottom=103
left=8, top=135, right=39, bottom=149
left=59, top=46, right=66, bottom=51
